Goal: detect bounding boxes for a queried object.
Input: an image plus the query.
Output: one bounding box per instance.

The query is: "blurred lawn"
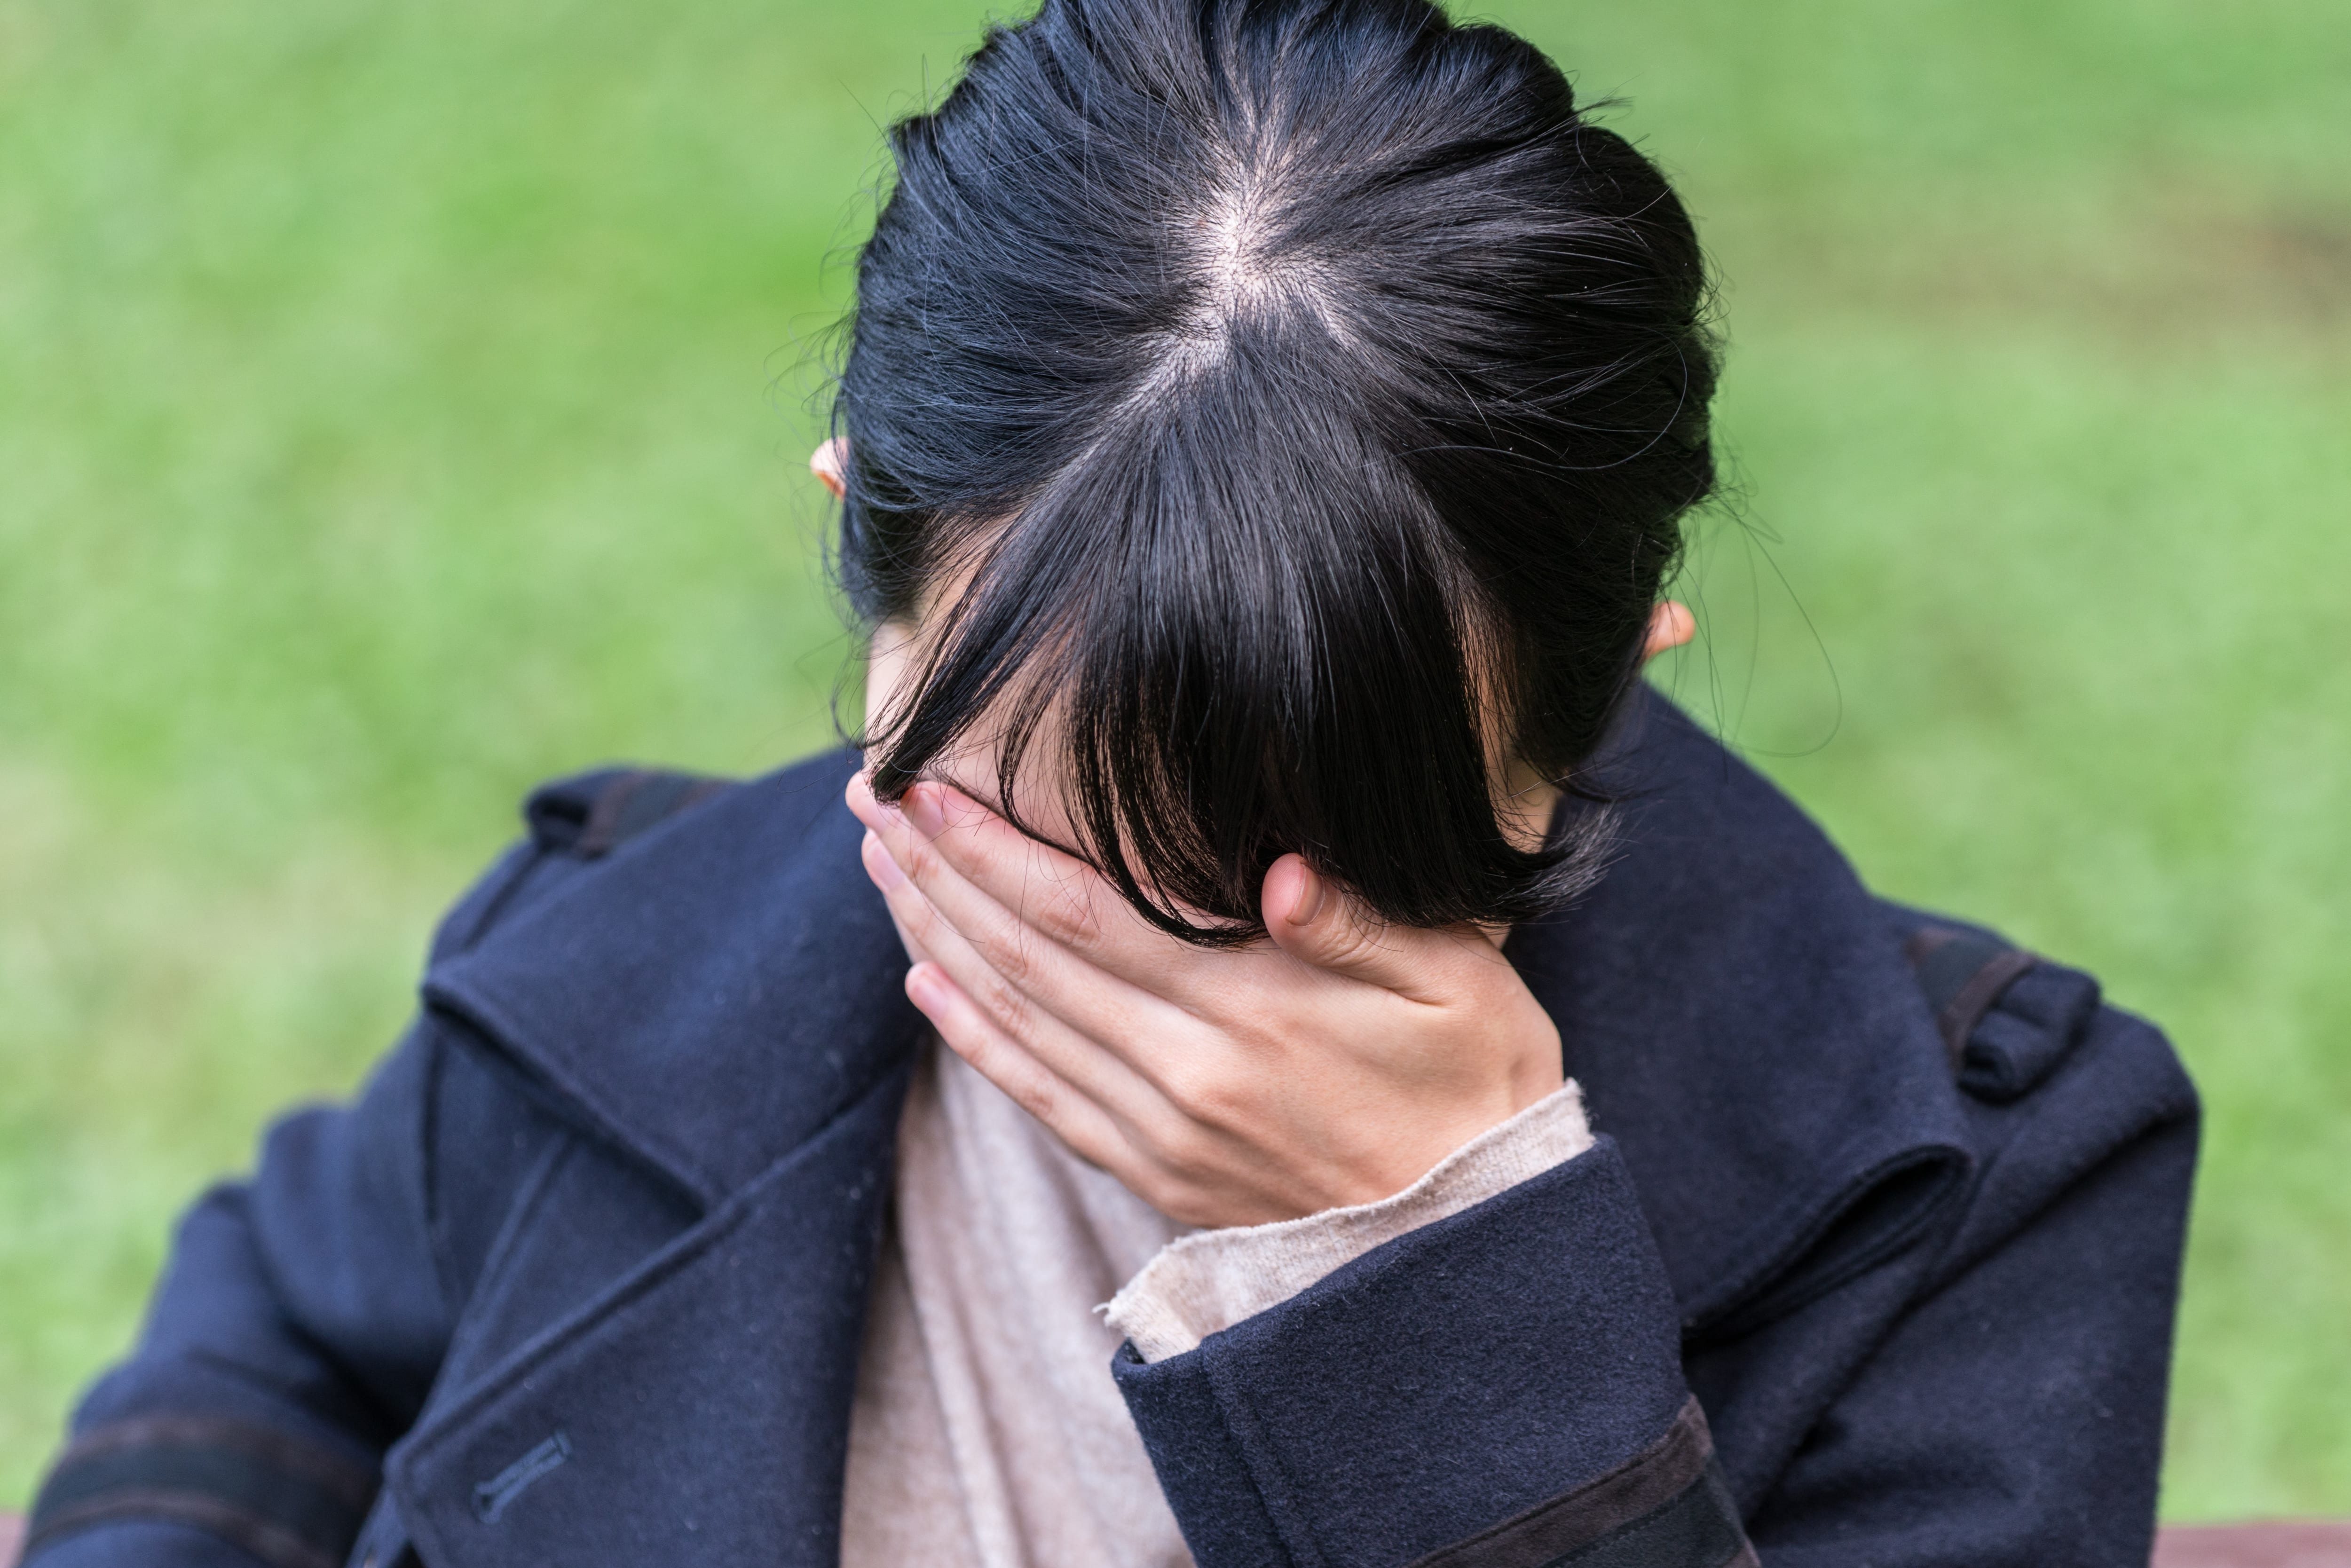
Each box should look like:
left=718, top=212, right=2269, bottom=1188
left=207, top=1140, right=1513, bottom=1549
left=3, top=0, right=2346, bottom=1521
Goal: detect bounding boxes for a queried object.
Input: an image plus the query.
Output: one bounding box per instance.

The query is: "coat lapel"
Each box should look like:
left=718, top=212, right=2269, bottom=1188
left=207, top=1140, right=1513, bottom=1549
left=396, top=749, right=925, bottom=1566
left=385, top=1061, right=910, bottom=1568
left=421, top=749, right=926, bottom=1206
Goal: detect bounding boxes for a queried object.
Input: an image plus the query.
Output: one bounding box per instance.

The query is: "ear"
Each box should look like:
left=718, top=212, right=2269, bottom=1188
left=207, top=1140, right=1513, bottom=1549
left=1643, top=600, right=1696, bottom=661
left=810, top=436, right=848, bottom=501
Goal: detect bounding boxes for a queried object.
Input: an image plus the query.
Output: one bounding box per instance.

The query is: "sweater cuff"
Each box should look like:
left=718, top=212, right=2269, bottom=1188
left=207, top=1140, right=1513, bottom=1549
left=1102, top=1081, right=1593, bottom=1361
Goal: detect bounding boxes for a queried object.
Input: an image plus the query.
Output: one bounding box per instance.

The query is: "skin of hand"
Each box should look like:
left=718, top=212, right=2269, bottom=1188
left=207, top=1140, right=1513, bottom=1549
left=848, top=769, right=1570, bottom=1226
left=826, top=440, right=1696, bottom=1228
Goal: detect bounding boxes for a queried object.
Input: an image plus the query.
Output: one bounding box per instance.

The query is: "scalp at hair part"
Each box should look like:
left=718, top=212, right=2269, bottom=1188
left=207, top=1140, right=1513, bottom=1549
left=833, top=0, right=1719, bottom=942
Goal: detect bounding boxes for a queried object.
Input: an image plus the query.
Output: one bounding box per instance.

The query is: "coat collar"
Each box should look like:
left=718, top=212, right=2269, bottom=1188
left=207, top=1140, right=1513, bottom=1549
left=1507, top=692, right=1971, bottom=1337
left=422, top=749, right=927, bottom=1211
left=422, top=693, right=1969, bottom=1332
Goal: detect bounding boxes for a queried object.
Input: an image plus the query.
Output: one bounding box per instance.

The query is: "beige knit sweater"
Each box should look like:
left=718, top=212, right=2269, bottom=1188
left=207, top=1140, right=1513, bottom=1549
left=839, top=1040, right=1593, bottom=1568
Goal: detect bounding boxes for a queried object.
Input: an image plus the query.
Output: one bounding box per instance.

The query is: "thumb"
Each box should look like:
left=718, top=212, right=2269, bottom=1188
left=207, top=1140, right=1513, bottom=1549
left=1261, top=854, right=1432, bottom=995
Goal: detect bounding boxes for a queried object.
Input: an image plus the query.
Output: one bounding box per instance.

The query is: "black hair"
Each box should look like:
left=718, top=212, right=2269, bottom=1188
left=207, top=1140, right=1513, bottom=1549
left=833, top=0, right=1717, bottom=944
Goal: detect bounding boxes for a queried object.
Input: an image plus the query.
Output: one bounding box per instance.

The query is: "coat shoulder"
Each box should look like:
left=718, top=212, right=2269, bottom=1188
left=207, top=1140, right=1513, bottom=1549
left=427, top=749, right=861, bottom=963
left=1875, top=897, right=2197, bottom=1123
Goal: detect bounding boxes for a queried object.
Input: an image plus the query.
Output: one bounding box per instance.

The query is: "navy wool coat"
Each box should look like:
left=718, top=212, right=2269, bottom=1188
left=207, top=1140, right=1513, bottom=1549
left=23, top=697, right=2198, bottom=1568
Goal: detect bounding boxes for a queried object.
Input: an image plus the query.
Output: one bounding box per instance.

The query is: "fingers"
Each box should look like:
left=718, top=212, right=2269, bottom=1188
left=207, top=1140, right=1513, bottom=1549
left=908, top=959, right=1267, bottom=1224
left=853, top=770, right=1484, bottom=1018
left=902, top=961, right=1130, bottom=1170
left=852, top=796, right=1210, bottom=1152
left=851, top=772, right=1202, bottom=1000
left=849, top=778, right=1167, bottom=1044
left=853, top=796, right=1214, bottom=1192
left=856, top=824, right=1154, bottom=1093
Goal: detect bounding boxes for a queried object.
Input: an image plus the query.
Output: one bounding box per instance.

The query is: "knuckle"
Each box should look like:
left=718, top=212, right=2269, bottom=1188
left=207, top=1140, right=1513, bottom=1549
left=1134, top=1169, right=1194, bottom=1218
left=900, top=831, right=945, bottom=885
left=1005, top=1071, right=1059, bottom=1125
left=1327, top=918, right=1389, bottom=969
left=990, top=930, right=1041, bottom=989
left=947, top=827, right=998, bottom=884
left=1029, top=872, right=1103, bottom=948
left=1145, top=1172, right=1225, bottom=1229
left=1152, top=1059, right=1207, bottom=1116
left=1160, top=1062, right=1243, bottom=1126
left=896, top=889, right=941, bottom=938
left=972, top=969, right=1034, bottom=1036
left=937, top=1016, right=986, bottom=1062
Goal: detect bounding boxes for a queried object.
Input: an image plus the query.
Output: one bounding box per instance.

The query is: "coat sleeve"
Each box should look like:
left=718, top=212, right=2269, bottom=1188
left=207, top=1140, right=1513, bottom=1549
left=1112, top=1135, right=1759, bottom=1568
left=21, top=1030, right=450, bottom=1567
left=21, top=847, right=563, bottom=1568
left=1109, top=999, right=2195, bottom=1568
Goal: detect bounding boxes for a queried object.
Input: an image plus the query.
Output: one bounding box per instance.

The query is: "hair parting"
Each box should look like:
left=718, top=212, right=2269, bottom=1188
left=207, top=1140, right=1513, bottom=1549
left=834, top=0, right=1718, bottom=942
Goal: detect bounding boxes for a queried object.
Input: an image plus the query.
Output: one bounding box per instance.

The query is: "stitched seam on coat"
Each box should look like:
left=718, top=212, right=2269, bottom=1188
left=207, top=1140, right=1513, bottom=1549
left=449, top=845, right=552, bottom=957
left=433, top=1137, right=576, bottom=1378
left=1680, top=1140, right=1971, bottom=1339
left=420, top=983, right=720, bottom=1209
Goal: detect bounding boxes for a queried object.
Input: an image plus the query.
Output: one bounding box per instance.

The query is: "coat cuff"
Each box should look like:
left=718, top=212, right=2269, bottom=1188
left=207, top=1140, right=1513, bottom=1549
left=1112, top=1137, right=1747, bottom=1568
left=1104, top=1083, right=1593, bottom=1361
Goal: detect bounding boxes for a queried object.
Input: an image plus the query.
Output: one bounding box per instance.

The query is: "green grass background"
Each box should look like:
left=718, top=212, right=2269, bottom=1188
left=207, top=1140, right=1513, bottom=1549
left=3, top=0, right=2346, bottom=1521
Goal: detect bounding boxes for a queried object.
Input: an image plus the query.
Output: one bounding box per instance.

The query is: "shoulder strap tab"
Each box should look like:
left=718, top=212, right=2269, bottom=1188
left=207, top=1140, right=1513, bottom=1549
left=1904, top=926, right=2040, bottom=1069
left=574, top=770, right=734, bottom=859
left=1903, top=925, right=2104, bottom=1103
left=522, top=768, right=735, bottom=859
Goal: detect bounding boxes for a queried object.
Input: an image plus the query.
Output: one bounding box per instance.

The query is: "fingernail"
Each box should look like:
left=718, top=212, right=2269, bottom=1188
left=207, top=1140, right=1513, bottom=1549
left=905, top=782, right=946, bottom=837
left=1288, top=863, right=1326, bottom=925
left=861, top=829, right=905, bottom=889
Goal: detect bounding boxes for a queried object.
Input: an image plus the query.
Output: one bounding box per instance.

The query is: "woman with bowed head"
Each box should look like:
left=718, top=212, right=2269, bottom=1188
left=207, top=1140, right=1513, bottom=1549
left=21, top=2, right=2195, bottom=1565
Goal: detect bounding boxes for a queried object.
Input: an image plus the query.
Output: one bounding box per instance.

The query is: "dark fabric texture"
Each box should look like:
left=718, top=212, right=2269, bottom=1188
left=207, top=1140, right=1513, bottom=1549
left=1115, top=1141, right=1688, bottom=1566
left=27, top=1415, right=377, bottom=1568
left=23, top=692, right=2198, bottom=1568
left=1401, top=1397, right=1729, bottom=1568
